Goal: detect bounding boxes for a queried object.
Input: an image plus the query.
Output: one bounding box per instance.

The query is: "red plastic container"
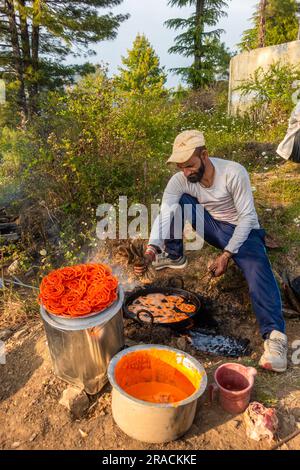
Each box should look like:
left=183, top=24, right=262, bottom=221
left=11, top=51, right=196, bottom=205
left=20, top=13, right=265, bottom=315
left=209, top=363, right=257, bottom=414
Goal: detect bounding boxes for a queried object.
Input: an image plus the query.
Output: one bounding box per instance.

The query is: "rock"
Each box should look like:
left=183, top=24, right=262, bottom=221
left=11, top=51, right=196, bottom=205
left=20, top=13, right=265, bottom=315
left=59, top=387, right=89, bottom=419
left=126, top=327, right=137, bottom=337
left=79, top=428, right=88, bottom=438
left=11, top=442, right=21, bottom=449
left=0, top=329, right=13, bottom=341
left=29, top=433, right=37, bottom=442
left=177, top=337, right=187, bottom=351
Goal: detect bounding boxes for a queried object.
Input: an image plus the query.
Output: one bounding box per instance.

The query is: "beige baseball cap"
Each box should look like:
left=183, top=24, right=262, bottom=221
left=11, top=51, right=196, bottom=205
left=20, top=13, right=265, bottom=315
left=167, top=130, right=206, bottom=164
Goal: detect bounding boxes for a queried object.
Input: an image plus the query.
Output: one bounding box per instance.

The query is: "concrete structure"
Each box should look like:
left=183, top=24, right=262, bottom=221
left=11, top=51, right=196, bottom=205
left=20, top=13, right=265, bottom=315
left=228, top=40, right=300, bottom=115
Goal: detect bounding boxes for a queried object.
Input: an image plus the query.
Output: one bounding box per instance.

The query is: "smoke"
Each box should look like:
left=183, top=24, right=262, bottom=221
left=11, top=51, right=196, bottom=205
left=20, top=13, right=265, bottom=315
left=85, top=239, right=139, bottom=292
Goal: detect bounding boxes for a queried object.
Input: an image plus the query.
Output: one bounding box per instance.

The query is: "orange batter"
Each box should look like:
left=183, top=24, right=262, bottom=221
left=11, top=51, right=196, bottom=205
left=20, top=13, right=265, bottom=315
left=115, top=349, right=202, bottom=404
left=124, top=381, right=189, bottom=403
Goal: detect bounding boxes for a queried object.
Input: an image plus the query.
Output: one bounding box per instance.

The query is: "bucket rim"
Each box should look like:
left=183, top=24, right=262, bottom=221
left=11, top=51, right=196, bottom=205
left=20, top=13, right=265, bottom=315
left=214, top=362, right=256, bottom=395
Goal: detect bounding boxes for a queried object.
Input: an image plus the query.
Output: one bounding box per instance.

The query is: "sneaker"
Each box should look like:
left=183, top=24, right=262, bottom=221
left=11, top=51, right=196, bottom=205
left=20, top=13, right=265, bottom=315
left=259, top=330, right=288, bottom=373
left=152, top=252, right=188, bottom=271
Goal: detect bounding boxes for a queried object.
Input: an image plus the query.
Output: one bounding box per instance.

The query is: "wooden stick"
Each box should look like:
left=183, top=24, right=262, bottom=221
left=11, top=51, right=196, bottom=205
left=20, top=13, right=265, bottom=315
left=199, top=271, right=214, bottom=282
left=271, top=429, right=300, bottom=450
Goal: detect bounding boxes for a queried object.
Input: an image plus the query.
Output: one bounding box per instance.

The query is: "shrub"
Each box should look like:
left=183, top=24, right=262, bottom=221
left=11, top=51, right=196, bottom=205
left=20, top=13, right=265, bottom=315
left=20, top=68, right=182, bottom=215
left=236, top=62, right=300, bottom=121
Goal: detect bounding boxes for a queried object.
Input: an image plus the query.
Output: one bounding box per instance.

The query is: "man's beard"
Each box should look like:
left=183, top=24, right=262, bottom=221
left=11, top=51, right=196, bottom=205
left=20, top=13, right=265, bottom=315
left=187, top=161, right=205, bottom=183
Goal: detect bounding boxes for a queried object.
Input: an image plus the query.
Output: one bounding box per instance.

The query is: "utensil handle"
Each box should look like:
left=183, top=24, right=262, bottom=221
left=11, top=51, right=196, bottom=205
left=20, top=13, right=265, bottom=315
left=209, top=383, right=218, bottom=404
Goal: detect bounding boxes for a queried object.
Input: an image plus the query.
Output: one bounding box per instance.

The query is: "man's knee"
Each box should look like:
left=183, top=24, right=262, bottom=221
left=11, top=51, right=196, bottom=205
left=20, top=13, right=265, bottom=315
left=179, top=193, right=198, bottom=207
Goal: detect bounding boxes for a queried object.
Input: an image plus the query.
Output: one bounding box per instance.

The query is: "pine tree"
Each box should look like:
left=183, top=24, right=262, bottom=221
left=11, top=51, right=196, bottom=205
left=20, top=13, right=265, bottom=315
left=239, top=0, right=299, bottom=51
left=0, top=1, right=129, bottom=119
left=165, top=0, right=230, bottom=89
left=117, top=34, right=167, bottom=94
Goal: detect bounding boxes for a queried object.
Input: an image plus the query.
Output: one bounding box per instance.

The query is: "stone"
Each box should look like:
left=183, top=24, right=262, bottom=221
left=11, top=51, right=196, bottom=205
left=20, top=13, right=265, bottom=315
left=79, top=429, right=88, bottom=438
left=11, top=442, right=21, bottom=449
left=126, top=327, right=137, bottom=337
left=59, top=387, right=89, bottom=419
left=177, top=337, right=187, bottom=351
left=0, top=329, right=13, bottom=341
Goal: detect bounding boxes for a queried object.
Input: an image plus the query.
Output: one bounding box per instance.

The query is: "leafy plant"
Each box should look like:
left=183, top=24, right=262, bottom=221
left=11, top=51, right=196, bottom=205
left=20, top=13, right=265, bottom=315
left=236, top=62, right=300, bottom=117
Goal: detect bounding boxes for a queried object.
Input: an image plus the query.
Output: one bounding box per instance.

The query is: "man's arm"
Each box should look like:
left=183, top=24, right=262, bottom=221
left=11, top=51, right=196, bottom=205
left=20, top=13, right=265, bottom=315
left=134, top=174, right=185, bottom=275
left=225, top=165, right=259, bottom=255
left=208, top=165, right=259, bottom=277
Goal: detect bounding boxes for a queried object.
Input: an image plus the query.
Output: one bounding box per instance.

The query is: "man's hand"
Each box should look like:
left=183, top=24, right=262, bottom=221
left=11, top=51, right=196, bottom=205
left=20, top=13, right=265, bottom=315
left=133, top=246, right=157, bottom=276
left=208, top=252, right=232, bottom=278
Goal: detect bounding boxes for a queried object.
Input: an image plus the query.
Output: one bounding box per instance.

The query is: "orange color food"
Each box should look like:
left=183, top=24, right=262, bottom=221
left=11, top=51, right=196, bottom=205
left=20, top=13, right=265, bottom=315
left=39, top=263, right=118, bottom=317
left=115, top=349, right=201, bottom=404
left=124, top=382, right=188, bottom=403
left=128, top=293, right=196, bottom=324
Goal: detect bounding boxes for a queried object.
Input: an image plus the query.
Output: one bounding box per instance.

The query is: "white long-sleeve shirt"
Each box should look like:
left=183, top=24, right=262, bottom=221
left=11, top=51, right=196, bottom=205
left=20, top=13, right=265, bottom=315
left=149, top=158, right=260, bottom=254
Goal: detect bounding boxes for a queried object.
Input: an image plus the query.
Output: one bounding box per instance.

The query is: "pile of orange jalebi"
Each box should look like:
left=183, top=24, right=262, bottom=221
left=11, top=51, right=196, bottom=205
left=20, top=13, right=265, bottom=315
left=39, top=263, right=118, bottom=317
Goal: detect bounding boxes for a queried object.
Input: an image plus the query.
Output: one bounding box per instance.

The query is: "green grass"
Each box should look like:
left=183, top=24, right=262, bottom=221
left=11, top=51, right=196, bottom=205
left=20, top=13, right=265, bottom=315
left=252, top=162, right=300, bottom=264
left=254, top=368, right=300, bottom=407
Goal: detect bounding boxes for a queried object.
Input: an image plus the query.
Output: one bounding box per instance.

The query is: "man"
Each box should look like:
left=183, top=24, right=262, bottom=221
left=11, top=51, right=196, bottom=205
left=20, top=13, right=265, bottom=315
left=277, top=101, right=300, bottom=163
left=136, top=130, right=288, bottom=373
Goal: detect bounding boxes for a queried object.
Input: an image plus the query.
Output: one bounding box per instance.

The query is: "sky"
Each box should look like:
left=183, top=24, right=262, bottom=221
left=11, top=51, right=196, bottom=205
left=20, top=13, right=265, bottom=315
left=78, top=0, right=257, bottom=88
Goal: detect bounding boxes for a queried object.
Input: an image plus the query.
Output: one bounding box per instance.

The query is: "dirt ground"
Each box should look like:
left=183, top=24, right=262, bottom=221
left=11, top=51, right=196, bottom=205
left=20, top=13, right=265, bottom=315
left=1, top=248, right=300, bottom=451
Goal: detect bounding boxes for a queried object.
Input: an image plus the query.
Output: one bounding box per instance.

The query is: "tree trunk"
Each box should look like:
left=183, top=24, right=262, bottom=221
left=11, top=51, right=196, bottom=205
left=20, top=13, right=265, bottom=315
left=30, top=0, right=40, bottom=114
left=5, top=0, right=28, bottom=118
left=259, top=0, right=267, bottom=48
left=193, top=0, right=205, bottom=90
left=17, top=0, right=34, bottom=116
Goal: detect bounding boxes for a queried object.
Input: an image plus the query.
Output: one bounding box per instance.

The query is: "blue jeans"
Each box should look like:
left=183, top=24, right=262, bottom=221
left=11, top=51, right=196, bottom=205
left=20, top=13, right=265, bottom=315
left=165, top=194, right=285, bottom=338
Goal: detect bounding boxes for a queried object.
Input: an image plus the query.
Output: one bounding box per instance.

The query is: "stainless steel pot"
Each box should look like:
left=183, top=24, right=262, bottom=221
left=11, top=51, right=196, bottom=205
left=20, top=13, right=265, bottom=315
left=108, top=344, right=207, bottom=443
left=40, top=287, right=124, bottom=395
